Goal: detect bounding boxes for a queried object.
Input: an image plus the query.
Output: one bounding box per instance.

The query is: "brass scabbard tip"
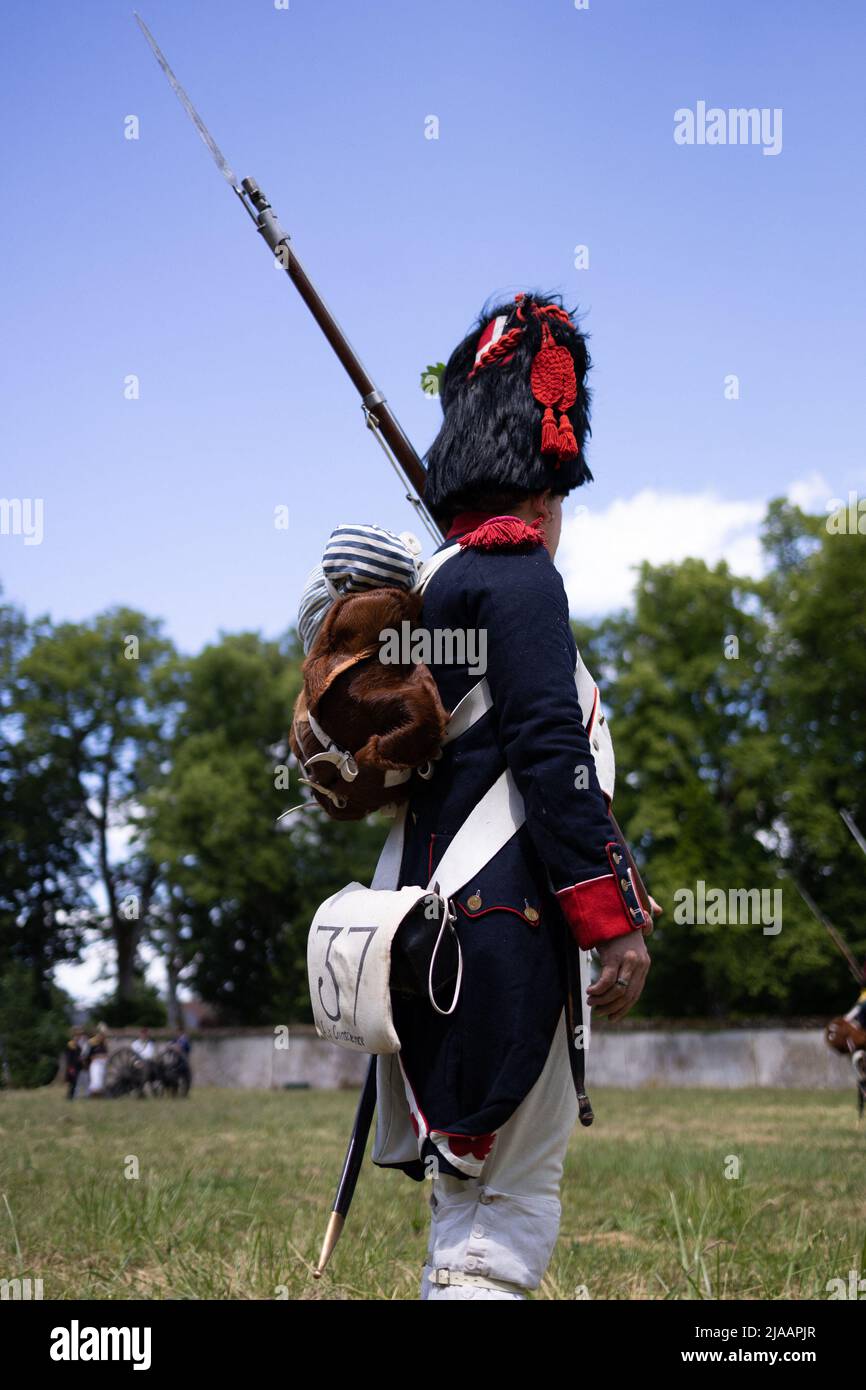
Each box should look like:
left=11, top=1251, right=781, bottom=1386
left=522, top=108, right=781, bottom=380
left=314, top=1211, right=345, bottom=1278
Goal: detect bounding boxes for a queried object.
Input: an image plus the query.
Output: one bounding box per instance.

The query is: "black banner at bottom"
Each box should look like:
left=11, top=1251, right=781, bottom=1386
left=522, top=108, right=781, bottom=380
left=3, top=1296, right=857, bottom=1375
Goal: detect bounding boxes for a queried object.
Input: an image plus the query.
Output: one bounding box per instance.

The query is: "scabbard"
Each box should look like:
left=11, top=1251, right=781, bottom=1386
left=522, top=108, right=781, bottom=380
left=564, top=933, right=594, bottom=1126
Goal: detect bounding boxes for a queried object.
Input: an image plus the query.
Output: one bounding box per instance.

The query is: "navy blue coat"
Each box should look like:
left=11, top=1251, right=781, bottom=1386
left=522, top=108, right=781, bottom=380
left=377, top=516, right=645, bottom=1182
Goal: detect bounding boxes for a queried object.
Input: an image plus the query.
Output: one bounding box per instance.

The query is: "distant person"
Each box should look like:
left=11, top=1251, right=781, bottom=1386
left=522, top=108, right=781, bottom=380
left=131, top=1026, right=156, bottom=1062
left=63, top=1028, right=86, bottom=1100
left=165, top=1028, right=192, bottom=1095
left=87, top=1025, right=109, bottom=1097
left=131, top=1026, right=156, bottom=1093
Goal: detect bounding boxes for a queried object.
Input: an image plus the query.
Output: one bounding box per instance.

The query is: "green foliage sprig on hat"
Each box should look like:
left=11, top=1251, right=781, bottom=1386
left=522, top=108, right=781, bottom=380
left=419, top=362, right=446, bottom=397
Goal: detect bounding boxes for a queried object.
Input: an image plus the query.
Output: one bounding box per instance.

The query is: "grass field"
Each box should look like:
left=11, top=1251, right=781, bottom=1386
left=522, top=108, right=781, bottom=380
left=1, top=1084, right=864, bottom=1300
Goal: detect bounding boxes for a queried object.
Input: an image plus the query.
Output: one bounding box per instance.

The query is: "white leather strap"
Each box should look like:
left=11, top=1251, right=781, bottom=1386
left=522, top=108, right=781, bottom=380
left=427, top=769, right=523, bottom=899
left=371, top=803, right=409, bottom=889
left=370, top=767, right=523, bottom=902
left=413, top=542, right=462, bottom=596
left=369, top=687, right=501, bottom=899
left=441, top=677, right=493, bottom=746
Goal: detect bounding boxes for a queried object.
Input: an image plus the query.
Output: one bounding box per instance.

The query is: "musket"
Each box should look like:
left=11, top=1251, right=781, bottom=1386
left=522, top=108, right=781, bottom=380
left=791, top=876, right=862, bottom=984
left=841, top=809, right=866, bottom=861
left=789, top=810, right=866, bottom=984
left=135, top=12, right=655, bottom=1275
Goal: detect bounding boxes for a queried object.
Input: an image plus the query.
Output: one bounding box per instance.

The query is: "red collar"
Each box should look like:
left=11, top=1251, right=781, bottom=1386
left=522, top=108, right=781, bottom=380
left=446, top=510, right=504, bottom=539
left=445, top=510, right=547, bottom=553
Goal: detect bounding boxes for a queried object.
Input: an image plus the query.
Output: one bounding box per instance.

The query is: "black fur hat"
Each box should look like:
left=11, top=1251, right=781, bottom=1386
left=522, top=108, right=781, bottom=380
left=424, top=291, right=593, bottom=527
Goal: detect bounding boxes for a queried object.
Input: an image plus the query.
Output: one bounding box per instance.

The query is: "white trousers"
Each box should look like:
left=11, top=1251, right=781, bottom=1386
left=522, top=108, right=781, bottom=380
left=421, top=1010, right=577, bottom=1300
left=88, top=1056, right=107, bottom=1094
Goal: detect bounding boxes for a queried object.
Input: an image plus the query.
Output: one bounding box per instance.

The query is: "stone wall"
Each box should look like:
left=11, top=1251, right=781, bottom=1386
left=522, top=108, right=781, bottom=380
left=123, top=1026, right=854, bottom=1091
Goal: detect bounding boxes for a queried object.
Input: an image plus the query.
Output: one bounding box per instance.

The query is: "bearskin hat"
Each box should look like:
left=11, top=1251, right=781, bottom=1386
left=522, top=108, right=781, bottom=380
left=424, top=291, right=593, bottom=527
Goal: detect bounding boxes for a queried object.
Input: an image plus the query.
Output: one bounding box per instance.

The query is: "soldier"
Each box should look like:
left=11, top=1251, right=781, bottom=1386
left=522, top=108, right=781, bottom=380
left=86, top=1024, right=109, bottom=1098
left=63, top=1028, right=86, bottom=1100
left=131, top=1026, right=157, bottom=1094
left=371, top=292, right=654, bottom=1300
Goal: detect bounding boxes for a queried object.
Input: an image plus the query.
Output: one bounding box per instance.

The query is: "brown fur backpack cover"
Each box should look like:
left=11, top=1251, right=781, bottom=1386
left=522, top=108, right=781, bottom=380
left=290, top=586, right=448, bottom=820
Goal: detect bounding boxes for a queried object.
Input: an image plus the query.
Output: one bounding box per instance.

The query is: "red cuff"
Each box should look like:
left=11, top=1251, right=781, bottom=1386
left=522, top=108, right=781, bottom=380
left=555, top=873, right=640, bottom=950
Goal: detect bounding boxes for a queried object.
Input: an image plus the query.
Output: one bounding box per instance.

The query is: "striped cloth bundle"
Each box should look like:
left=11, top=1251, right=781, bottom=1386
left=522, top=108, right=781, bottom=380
left=297, top=523, right=422, bottom=654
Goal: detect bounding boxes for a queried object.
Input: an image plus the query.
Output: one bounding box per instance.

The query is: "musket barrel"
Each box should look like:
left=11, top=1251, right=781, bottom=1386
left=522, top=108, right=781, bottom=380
left=241, top=177, right=430, bottom=503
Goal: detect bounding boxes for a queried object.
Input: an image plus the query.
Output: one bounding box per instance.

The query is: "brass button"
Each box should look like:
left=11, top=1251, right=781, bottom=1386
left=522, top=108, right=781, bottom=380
left=524, top=903, right=540, bottom=923
left=620, top=877, right=630, bottom=892
left=612, top=851, right=622, bottom=865
left=466, top=892, right=482, bottom=911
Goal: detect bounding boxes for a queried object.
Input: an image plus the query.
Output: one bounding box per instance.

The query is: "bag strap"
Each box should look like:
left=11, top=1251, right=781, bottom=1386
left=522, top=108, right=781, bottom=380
left=370, top=765, right=524, bottom=900
left=426, top=769, right=524, bottom=898
left=441, top=677, right=493, bottom=746
left=413, top=542, right=462, bottom=596
left=371, top=804, right=409, bottom=889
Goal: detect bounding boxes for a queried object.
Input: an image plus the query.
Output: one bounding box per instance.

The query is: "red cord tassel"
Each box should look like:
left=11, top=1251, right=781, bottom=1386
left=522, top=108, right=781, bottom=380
left=457, top=515, right=545, bottom=550
left=556, top=413, right=579, bottom=461
left=541, top=405, right=560, bottom=456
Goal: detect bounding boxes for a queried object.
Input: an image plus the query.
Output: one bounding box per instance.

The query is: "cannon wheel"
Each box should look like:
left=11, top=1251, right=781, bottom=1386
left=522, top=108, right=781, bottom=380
left=105, top=1046, right=146, bottom=1098
left=155, top=1045, right=191, bottom=1098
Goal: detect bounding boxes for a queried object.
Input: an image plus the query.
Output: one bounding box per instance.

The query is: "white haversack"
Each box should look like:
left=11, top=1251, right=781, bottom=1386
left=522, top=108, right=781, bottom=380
left=307, top=884, right=430, bottom=1054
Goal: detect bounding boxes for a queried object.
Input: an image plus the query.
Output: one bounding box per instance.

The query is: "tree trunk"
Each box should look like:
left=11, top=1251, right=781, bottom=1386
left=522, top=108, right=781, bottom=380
left=164, top=895, right=186, bottom=1028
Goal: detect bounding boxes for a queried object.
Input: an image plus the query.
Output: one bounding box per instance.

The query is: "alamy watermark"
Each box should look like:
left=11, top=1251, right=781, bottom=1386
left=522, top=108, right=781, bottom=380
left=1, top=1277, right=43, bottom=1300
left=379, top=623, right=487, bottom=678
left=826, top=1269, right=866, bottom=1299
left=0, top=497, right=44, bottom=545
left=825, top=491, right=866, bottom=535
left=674, top=102, right=782, bottom=156
left=673, top=880, right=782, bottom=935
left=49, top=1321, right=151, bottom=1370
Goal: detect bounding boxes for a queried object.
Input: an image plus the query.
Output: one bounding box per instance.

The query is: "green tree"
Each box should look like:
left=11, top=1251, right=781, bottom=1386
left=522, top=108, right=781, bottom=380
left=145, top=630, right=383, bottom=1023
left=581, top=554, right=825, bottom=1016
left=0, top=596, right=88, bottom=1002
left=0, top=963, right=71, bottom=1089
left=761, top=499, right=866, bottom=1000
left=14, top=608, right=180, bottom=1016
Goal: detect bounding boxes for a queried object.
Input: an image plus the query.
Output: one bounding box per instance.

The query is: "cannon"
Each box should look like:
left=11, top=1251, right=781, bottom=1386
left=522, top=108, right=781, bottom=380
left=104, top=1046, right=148, bottom=1098
left=154, top=1043, right=191, bottom=1098
left=104, top=1043, right=191, bottom=1098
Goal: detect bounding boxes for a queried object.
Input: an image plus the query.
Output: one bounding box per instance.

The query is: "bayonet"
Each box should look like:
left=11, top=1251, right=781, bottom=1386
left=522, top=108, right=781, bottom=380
left=134, top=14, right=239, bottom=188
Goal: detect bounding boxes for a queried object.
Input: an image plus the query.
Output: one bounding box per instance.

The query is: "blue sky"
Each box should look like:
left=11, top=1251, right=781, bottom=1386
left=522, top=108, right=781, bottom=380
left=2, top=0, right=864, bottom=652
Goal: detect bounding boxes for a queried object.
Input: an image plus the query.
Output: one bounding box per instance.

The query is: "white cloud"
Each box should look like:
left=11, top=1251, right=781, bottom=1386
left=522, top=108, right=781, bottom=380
left=558, top=488, right=764, bottom=615
left=558, top=476, right=830, bottom=617
left=787, top=471, right=832, bottom=511
left=55, top=937, right=116, bottom=1008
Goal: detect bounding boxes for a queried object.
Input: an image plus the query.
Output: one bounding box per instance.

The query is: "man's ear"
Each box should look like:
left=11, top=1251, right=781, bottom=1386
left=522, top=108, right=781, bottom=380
left=535, top=489, right=555, bottom=519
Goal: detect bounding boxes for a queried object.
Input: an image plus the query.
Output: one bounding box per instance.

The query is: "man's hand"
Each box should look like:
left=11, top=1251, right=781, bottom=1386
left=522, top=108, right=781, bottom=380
left=587, top=930, right=651, bottom=1022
